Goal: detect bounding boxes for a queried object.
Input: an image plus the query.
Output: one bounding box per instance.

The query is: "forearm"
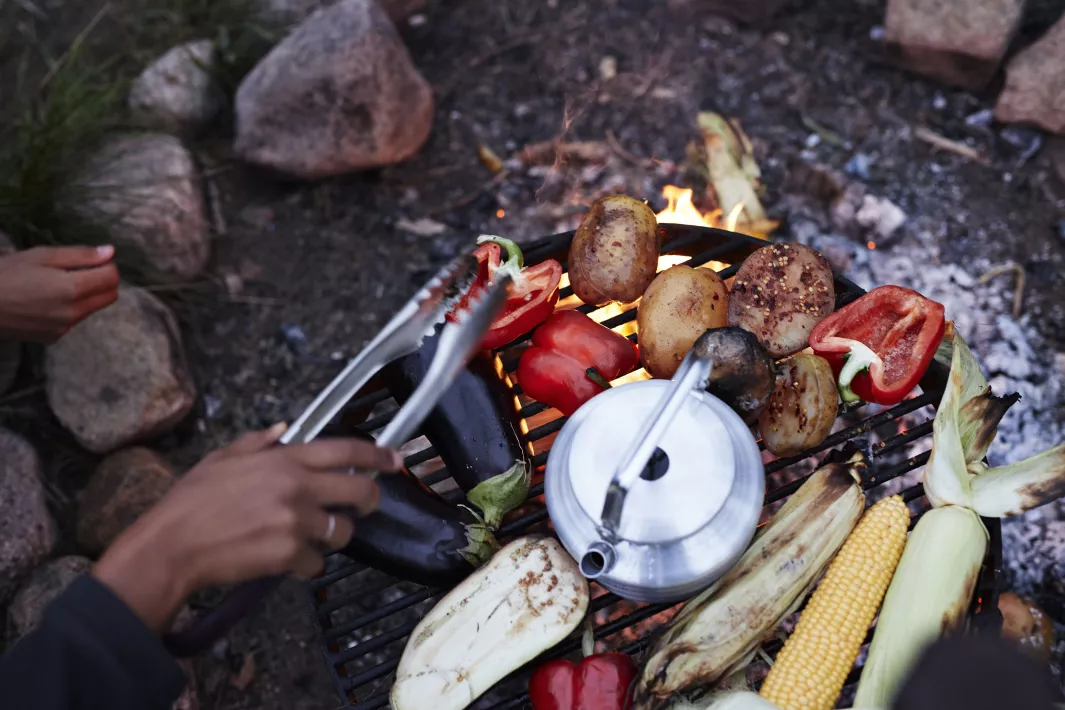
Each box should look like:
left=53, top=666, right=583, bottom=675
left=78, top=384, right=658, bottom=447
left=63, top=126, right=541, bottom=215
left=0, top=575, right=187, bottom=710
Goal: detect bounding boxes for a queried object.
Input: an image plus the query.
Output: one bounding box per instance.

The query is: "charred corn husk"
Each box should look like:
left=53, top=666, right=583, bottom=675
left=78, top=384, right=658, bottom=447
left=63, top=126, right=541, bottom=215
left=631, top=455, right=866, bottom=710
left=856, top=328, right=1065, bottom=706
left=853, top=505, right=986, bottom=708
left=391, top=535, right=588, bottom=710
left=759, top=495, right=910, bottom=710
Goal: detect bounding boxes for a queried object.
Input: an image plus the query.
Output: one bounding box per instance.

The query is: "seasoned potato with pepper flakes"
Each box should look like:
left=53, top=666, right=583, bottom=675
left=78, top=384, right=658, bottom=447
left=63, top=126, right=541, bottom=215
left=759, top=353, right=838, bottom=457
left=728, top=243, right=835, bottom=358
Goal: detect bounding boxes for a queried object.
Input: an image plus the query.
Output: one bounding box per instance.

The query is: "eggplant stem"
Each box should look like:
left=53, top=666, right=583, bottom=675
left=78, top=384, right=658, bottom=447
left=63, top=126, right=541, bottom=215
left=465, top=460, right=531, bottom=529
left=586, top=367, right=613, bottom=390
left=458, top=522, right=499, bottom=568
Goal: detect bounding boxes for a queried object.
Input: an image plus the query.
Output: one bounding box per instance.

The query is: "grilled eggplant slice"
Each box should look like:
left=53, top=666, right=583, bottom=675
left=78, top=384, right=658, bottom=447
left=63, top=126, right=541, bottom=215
left=385, top=327, right=531, bottom=529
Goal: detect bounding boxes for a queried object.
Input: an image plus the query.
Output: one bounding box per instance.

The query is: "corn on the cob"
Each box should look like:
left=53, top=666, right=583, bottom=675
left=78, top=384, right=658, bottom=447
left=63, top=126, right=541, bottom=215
left=759, top=495, right=910, bottom=710
left=852, top=505, right=987, bottom=708
left=630, top=455, right=867, bottom=710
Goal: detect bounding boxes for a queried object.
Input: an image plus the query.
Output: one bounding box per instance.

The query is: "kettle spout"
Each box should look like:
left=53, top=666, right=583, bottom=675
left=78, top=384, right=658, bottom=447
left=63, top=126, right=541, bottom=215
left=579, top=542, right=617, bottom=579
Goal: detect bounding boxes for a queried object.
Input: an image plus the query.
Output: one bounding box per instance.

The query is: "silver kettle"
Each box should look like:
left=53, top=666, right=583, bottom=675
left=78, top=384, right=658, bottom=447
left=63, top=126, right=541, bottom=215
left=544, top=331, right=765, bottom=603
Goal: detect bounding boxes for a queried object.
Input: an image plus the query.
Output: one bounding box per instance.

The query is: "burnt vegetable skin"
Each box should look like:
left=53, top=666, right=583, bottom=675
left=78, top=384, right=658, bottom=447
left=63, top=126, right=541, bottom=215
left=697, top=327, right=776, bottom=425
left=385, top=327, right=531, bottom=529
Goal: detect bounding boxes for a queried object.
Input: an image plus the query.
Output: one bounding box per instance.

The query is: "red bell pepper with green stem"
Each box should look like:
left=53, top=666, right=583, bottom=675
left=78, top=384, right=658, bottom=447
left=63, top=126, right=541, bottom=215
left=529, top=621, right=637, bottom=710
left=809, top=285, right=946, bottom=407
left=517, top=310, right=640, bottom=417
left=447, top=236, right=562, bottom=351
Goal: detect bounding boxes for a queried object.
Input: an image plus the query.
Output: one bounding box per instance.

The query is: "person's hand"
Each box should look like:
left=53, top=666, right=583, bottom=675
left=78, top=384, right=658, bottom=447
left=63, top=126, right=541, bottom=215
left=0, top=244, right=120, bottom=343
left=92, top=424, right=402, bottom=632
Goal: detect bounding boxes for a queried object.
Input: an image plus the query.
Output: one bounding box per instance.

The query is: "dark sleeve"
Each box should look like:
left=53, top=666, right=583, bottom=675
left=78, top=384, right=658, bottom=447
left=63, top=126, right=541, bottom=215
left=0, top=575, right=188, bottom=710
left=892, top=633, right=1061, bottom=710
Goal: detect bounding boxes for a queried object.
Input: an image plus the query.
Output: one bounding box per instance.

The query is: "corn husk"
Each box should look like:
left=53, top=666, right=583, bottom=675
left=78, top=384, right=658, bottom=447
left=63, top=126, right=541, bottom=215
left=673, top=691, right=782, bottom=710
left=970, top=443, right=1065, bottom=517
left=631, top=455, right=866, bottom=710
left=853, top=505, right=987, bottom=708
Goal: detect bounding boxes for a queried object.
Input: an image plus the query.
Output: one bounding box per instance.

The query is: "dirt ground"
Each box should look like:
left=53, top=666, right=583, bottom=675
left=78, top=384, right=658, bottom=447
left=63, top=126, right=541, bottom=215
left=4, top=0, right=1065, bottom=708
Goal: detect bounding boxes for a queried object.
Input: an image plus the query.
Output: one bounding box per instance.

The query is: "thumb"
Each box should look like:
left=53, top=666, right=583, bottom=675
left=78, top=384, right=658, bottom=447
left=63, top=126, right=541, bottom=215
left=33, top=244, right=115, bottom=269
left=221, top=422, right=288, bottom=457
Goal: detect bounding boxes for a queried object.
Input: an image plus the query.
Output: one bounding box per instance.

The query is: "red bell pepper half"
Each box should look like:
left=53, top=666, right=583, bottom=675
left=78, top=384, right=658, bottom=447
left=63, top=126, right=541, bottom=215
left=517, top=310, right=640, bottom=417
left=529, top=623, right=636, bottom=710
left=809, top=285, right=946, bottom=407
left=447, top=236, right=562, bottom=351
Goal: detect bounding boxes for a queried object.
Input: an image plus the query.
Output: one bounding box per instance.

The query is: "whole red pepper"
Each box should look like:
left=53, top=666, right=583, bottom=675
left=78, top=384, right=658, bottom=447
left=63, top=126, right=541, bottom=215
left=529, top=627, right=637, bottom=710
left=517, top=310, right=640, bottom=417
left=809, top=285, right=946, bottom=407
left=447, top=236, right=562, bottom=351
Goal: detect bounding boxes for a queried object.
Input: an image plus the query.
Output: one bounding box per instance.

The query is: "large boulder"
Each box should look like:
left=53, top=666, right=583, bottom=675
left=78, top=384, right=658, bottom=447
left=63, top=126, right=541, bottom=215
left=883, top=0, right=1025, bottom=90
left=77, top=448, right=176, bottom=555
left=66, top=134, right=209, bottom=281
left=235, top=0, right=434, bottom=179
left=0, top=428, right=55, bottom=603
left=45, top=286, right=196, bottom=454
left=253, top=0, right=426, bottom=28
left=6, top=556, right=93, bottom=637
left=0, top=232, right=20, bottom=394
left=995, top=15, right=1065, bottom=134
left=129, top=40, right=224, bottom=135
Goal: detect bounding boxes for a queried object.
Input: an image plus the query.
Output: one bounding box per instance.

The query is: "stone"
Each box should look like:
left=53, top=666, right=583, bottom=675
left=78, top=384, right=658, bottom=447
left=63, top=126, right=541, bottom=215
left=129, top=40, right=224, bottom=135
left=45, top=286, right=196, bottom=454
left=829, top=183, right=907, bottom=242
left=995, top=15, right=1065, bottom=134
left=0, top=428, right=55, bottom=603
left=6, top=556, right=92, bottom=637
left=883, top=0, right=1025, bottom=90
left=235, top=0, right=434, bottom=180
left=253, top=0, right=427, bottom=28
left=0, top=232, right=20, bottom=394
left=66, top=134, right=209, bottom=281
left=77, top=448, right=176, bottom=555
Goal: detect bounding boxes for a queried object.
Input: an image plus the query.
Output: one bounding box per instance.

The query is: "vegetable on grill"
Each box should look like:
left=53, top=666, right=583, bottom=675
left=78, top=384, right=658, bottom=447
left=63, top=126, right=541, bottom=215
left=809, top=285, right=946, bottom=406
left=446, top=235, right=563, bottom=351
left=529, top=623, right=636, bottom=710
left=516, top=310, right=640, bottom=417
left=759, top=494, right=910, bottom=710
left=568, top=194, right=661, bottom=306
left=386, top=326, right=531, bottom=529
left=757, top=353, right=838, bottom=457
left=727, top=242, right=835, bottom=359
left=637, top=264, right=729, bottom=379
left=854, top=329, right=1065, bottom=708
left=391, top=535, right=589, bottom=710
left=697, top=326, right=776, bottom=425
left=630, top=452, right=867, bottom=710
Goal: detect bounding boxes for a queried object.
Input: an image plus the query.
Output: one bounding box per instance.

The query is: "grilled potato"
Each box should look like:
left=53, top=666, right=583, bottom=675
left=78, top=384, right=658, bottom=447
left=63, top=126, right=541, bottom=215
left=728, top=242, right=835, bottom=358
left=569, top=194, right=660, bottom=306
left=759, top=353, right=838, bottom=457
left=637, top=265, right=729, bottom=379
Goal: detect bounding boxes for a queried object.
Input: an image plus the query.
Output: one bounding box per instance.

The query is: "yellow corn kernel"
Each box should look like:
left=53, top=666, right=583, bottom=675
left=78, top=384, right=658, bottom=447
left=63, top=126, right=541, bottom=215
left=759, top=494, right=910, bottom=710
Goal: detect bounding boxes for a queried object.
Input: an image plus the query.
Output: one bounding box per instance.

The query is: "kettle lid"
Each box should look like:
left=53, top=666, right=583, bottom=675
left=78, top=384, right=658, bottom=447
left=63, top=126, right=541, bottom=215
left=564, top=381, right=737, bottom=544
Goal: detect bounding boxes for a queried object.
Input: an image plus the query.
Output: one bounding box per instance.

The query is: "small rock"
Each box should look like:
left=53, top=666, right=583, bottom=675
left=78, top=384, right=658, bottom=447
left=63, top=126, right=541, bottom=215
left=844, top=152, right=873, bottom=180
left=830, top=183, right=906, bottom=241
left=883, top=0, right=1025, bottom=90
left=395, top=216, right=448, bottom=237
left=45, top=286, right=196, bottom=454
left=129, top=40, right=223, bottom=134
left=66, top=134, right=209, bottom=281
left=599, top=56, right=617, bottom=81
left=785, top=160, right=846, bottom=202
left=253, top=0, right=426, bottom=27
left=0, top=233, right=20, bottom=394
left=999, top=591, right=1055, bottom=660
left=0, top=428, right=55, bottom=603
left=965, top=108, right=995, bottom=128
left=995, top=15, right=1065, bottom=134
left=7, top=556, right=92, bottom=637
left=76, top=448, right=176, bottom=555
left=999, top=126, right=1043, bottom=164
left=235, top=0, right=434, bottom=180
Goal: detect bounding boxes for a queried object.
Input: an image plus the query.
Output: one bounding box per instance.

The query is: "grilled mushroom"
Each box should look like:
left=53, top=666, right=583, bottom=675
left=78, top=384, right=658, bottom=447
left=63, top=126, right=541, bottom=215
left=691, top=327, right=776, bottom=425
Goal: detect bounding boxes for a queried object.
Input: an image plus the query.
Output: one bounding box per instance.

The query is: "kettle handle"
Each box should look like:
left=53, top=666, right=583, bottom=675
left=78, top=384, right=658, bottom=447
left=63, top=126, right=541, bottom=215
left=599, top=342, right=714, bottom=536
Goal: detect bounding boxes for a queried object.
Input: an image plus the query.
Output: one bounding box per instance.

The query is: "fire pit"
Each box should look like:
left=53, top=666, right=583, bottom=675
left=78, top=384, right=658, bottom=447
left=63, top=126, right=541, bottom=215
left=306, top=224, right=1002, bottom=709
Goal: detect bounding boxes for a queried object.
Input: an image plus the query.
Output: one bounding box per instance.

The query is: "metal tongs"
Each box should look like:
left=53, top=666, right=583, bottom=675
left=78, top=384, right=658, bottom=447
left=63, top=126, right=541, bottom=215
left=165, top=252, right=514, bottom=657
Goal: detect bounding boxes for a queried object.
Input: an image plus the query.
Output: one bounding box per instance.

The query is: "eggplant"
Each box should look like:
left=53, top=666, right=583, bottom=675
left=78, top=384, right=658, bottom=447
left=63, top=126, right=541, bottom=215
left=341, top=466, right=497, bottom=587
left=385, top=327, right=531, bottom=528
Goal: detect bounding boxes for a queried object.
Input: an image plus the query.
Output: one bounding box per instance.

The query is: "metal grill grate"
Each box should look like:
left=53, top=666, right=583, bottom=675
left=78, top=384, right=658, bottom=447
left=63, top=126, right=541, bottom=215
left=306, top=226, right=1002, bottom=710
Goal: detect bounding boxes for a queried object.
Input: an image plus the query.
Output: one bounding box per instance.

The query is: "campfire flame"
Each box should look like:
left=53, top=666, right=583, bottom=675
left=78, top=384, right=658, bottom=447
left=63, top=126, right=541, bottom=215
left=655, top=185, right=774, bottom=241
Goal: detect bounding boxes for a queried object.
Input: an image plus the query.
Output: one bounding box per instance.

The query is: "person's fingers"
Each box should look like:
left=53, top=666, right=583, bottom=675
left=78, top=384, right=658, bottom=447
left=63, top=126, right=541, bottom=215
left=69, top=262, right=120, bottom=300
left=32, top=244, right=115, bottom=269
left=300, top=507, right=355, bottom=550
left=284, top=438, right=403, bottom=472
left=289, top=545, right=326, bottom=580
left=70, top=285, right=119, bottom=325
left=305, top=472, right=381, bottom=517
left=222, top=423, right=289, bottom=458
